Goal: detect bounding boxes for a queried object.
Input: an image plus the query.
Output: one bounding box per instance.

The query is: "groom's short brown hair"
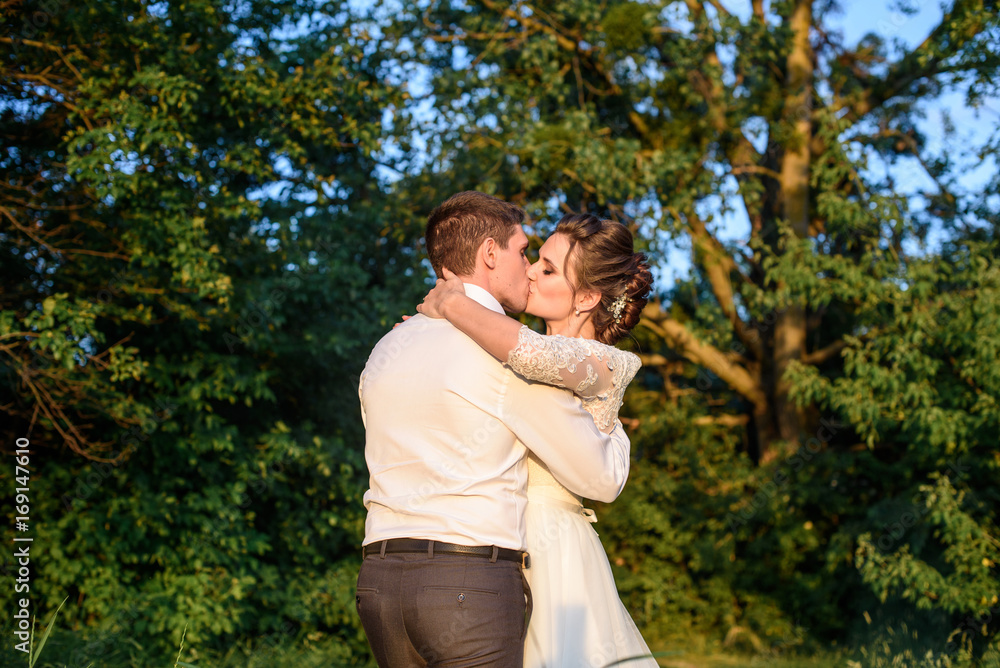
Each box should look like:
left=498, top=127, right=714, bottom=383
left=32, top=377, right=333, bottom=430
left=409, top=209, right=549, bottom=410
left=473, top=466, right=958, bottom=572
left=425, top=191, right=525, bottom=278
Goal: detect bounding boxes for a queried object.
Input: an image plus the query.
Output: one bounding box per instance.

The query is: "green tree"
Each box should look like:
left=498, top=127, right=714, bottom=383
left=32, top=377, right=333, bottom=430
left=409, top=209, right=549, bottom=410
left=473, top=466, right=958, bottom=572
left=386, top=0, right=997, bottom=459
left=384, top=0, right=1000, bottom=658
left=1, top=0, right=420, bottom=661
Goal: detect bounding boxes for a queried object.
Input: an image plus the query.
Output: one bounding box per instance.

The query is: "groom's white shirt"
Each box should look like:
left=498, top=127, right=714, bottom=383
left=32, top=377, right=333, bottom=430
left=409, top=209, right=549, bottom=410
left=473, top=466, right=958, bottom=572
left=360, top=283, right=631, bottom=551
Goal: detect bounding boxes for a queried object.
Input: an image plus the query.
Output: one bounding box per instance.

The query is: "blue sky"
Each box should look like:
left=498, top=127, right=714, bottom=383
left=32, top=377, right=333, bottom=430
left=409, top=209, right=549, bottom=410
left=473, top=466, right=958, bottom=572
left=294, top=1, right=997, bottom=284
left=652, top=0, right=999, bottom=285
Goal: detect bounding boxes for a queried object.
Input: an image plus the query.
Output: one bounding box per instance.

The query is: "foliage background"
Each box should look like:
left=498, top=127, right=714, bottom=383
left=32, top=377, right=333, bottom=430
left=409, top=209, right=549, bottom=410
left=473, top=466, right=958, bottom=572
left=1, top=0, right=998, bottom=665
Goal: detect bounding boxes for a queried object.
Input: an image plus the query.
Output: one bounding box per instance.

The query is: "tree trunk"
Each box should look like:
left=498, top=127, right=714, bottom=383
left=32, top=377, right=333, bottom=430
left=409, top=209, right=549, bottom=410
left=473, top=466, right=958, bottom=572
left=765, top=0, right=814, bottom=463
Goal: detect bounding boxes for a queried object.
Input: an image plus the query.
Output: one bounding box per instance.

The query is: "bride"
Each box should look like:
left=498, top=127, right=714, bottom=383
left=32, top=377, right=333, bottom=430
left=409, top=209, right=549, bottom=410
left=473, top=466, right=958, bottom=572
left=417, top=213, right=658, bottom=668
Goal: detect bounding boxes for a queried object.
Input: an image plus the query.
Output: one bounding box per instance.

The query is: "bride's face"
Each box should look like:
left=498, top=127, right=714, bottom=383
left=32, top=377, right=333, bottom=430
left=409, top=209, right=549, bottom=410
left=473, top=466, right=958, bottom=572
left=525, top=233, right=577, bottom=321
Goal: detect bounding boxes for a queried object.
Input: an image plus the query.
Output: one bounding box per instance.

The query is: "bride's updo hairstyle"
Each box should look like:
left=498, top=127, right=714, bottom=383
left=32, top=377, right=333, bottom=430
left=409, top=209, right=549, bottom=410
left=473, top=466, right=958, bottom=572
left=556, top=213, right=652, bottom=345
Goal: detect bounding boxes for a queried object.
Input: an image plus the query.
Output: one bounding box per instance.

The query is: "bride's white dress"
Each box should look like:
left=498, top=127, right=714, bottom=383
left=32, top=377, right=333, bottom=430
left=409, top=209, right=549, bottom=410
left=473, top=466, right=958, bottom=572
left=507, top=328, right=658, bottom=668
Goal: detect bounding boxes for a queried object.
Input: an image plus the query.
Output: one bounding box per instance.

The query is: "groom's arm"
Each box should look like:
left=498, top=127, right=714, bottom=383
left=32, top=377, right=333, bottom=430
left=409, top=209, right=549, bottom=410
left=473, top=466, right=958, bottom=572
left=358, top=371, right=368, bottom=428
left=501, top=377, right=630, bottom=503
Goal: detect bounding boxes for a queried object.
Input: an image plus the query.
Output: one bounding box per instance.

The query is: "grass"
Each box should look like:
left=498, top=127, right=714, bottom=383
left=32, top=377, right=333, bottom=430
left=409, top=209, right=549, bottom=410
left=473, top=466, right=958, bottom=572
left=11, top=606, right=994, bottom=668
left=21, top=638, right=997, bottom=668
left=12, top=630, right=853, bottom=668
left=18, top=635, right=852, bottom=668
left=650, top=653, right=847, bottom=668
left=28, top=597, right=69, bottom=668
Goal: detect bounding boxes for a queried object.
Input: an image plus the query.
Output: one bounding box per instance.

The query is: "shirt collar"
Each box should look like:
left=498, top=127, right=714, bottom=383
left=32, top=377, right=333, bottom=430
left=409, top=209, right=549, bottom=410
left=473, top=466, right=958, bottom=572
left=463, top=283, right=505, bottom=315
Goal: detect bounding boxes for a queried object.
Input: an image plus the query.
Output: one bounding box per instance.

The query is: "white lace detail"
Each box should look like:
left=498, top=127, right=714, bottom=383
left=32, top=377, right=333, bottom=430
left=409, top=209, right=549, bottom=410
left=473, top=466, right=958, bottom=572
left=506, top=326, right=641, bottom=431
left=509, top=326, right=641, bottom=508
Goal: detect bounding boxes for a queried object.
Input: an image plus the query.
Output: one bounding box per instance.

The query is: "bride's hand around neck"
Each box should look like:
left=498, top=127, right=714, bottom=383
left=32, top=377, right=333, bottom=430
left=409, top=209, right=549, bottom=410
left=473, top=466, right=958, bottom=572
left=417, top=267, right=466, bottom=319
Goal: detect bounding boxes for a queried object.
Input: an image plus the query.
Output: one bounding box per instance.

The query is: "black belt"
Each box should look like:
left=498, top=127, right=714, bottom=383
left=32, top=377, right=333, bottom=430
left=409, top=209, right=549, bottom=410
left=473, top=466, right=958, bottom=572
left=363, top=538, right=530, bottom=569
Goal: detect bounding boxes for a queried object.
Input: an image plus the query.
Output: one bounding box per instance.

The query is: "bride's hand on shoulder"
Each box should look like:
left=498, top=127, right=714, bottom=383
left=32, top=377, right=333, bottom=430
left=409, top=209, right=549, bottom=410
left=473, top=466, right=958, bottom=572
left=416, top=267, right=464, bottom=319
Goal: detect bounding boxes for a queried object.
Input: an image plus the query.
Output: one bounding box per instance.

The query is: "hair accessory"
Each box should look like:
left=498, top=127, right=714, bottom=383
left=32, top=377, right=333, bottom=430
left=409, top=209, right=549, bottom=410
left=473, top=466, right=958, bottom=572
left=610, top=292, right=631, bottom=324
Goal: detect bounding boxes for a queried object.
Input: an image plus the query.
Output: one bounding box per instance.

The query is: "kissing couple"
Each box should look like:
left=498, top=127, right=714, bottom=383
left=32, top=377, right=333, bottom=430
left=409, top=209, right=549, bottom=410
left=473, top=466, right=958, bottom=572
left=356, top=191, right=658, bottom=667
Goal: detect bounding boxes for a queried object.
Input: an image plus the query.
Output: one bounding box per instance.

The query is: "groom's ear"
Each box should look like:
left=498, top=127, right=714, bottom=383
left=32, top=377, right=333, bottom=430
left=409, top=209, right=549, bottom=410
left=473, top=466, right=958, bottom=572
left=480, top=237, right=499, bottom=270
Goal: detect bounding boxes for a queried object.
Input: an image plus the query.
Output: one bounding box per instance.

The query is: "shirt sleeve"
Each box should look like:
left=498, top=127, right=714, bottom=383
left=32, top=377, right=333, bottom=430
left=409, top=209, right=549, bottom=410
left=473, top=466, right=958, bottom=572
left=358, top=371, right=367, bottom=428
left=499, top=375, right=631, bottom=503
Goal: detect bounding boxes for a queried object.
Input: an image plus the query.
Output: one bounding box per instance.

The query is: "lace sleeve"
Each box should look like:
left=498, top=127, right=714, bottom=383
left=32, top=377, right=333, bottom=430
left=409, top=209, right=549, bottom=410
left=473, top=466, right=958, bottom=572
left=505, top=326, right=624, bottom=398
left=588, top=348, right=642, bottom=431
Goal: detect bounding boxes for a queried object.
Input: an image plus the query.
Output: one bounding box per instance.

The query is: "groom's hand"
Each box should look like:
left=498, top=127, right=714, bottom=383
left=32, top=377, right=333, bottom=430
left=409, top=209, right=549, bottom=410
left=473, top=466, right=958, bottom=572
left=416, top=267, right=464, bottom=319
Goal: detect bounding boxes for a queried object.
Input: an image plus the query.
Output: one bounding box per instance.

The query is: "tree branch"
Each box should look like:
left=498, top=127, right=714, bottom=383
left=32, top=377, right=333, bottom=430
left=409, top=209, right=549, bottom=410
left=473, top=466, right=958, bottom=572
left=1, top=207, right=60, bottom=257
left=482, top=0, right=624, bottom=97
left=694, top=414, right=749, bottom=426
left=641, top=302, right=767, bottom=410
left=840, top=2, right=989, bottom=122
left=685, top=214, right=762, bottom=358
left=429, top=31, right=520, bottom=42
left=2, top=347, right=117, bottom=462
left=704, top=0, right=731, bottom=19
left=801, top=339, right=848, bottom=365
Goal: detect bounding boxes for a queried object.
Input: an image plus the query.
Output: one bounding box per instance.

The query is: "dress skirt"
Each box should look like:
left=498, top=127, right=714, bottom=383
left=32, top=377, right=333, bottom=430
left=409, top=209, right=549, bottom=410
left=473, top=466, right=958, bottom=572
left=522, top=494, right=658, bottom=668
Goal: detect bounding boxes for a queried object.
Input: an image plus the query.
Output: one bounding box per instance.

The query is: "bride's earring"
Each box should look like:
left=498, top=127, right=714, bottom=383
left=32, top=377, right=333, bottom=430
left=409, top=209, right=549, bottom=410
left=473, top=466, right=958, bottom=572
left=574, top=308, right=580, bottom=316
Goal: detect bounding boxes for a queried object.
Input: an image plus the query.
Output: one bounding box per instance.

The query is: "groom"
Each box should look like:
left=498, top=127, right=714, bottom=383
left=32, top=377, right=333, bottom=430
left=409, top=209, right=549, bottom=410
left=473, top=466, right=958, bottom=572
left=356, top=191, right=631, bottom=667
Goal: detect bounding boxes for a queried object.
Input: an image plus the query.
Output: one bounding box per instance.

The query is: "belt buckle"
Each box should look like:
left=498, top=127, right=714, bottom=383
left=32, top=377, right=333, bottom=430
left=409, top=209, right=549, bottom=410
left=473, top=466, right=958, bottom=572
left=521, top=552, right=531, bottom=569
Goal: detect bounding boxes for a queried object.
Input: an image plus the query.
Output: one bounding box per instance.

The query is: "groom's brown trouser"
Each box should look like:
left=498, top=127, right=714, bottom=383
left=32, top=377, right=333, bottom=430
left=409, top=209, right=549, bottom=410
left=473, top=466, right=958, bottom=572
left=356, top=545, right=531, bottom=667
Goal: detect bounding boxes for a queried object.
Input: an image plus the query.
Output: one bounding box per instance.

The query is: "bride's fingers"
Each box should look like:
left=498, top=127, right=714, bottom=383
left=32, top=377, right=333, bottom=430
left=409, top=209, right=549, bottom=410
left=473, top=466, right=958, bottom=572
left=442, top=267, right=457, bottom=280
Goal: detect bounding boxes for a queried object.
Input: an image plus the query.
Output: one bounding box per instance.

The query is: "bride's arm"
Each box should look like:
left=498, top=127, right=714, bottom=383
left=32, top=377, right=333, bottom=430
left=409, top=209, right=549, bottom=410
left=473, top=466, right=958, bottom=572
left=417, top=270, right=620, bottom=400
left=416, top=271, right=524, bottom=364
